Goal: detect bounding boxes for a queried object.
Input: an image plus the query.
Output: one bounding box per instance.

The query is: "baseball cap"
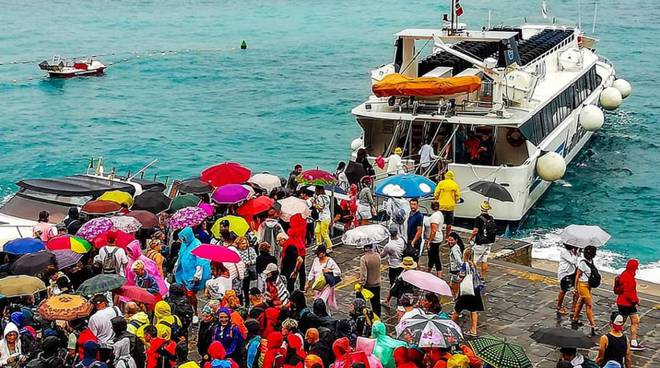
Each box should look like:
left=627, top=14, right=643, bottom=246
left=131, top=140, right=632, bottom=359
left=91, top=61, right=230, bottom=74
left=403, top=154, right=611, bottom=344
left=611, top=312, right=625, bottom=326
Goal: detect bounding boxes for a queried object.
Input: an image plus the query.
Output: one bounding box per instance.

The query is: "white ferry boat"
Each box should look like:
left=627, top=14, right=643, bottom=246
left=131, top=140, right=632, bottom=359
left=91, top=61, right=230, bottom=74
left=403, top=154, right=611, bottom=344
left=350, top=5, right=632, bottom=226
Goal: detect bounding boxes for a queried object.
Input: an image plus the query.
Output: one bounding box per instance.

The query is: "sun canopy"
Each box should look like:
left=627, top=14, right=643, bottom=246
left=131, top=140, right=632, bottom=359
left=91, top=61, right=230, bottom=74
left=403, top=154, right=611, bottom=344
left=372, top=74, right=481, bottom=98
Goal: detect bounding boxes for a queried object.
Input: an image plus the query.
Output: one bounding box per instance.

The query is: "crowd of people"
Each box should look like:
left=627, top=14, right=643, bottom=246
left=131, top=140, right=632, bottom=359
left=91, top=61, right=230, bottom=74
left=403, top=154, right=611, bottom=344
left=0, top=161, right=646, bottom=368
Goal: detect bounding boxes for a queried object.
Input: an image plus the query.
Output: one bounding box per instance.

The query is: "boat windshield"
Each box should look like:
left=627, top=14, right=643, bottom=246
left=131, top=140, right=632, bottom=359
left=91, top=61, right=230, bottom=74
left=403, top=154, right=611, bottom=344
left=0, top=191, right=91, bottom=223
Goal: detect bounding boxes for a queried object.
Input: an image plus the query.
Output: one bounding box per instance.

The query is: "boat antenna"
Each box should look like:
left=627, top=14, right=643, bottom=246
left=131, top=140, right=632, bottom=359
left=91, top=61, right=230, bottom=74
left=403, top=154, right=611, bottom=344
left=577, top=0, right=582, bottom=29
left=128, top=159, right=159, bottom=181
left=487, top=10, right=492, bottom=29
left=591, top=1, right=598, bottom=34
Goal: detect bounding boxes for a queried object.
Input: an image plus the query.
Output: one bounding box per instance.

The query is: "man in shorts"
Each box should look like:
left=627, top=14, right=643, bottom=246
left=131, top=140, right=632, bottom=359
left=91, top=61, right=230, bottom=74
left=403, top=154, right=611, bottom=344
left=423, top=202, right=444, bottom=277
left=468, top=201, right=496, bottom=281
left=615, top=259, right=644, bottom=350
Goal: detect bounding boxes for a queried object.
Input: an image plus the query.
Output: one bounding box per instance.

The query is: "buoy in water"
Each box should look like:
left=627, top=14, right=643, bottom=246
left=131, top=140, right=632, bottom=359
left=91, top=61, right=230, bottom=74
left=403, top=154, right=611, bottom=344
left=612, top=79, right=632, bottom=99
left=536, top=151, right=566, bottom=181
left=240, top=40, right=248, bottom=50
left=599, top=87, right=622, bottom=111
left=351, top=138, right=364, bottom=151
left=579, top=105, right=605, bottom=131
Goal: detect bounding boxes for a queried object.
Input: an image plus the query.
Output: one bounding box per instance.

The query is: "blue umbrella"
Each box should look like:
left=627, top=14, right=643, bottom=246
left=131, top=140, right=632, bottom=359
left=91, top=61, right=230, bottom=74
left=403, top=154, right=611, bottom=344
left=3, top=238, right=45, bottom=255
left=374, top=174, right=436, bottom=198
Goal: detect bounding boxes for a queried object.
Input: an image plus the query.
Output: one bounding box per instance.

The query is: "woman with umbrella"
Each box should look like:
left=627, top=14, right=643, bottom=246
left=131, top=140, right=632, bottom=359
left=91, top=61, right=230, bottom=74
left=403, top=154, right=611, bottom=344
left=310, top=187, right=333, bottom=251
left=451, top=248, right=484, bottom=337
left=175, top=227, right=212, bottom=311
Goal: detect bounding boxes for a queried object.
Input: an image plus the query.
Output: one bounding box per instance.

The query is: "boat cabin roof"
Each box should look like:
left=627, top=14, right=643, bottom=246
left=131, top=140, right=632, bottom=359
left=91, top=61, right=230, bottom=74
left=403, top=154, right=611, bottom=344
left=16, top=175, right=164, bottom=197
left=395, top=28, right=520, bottom=42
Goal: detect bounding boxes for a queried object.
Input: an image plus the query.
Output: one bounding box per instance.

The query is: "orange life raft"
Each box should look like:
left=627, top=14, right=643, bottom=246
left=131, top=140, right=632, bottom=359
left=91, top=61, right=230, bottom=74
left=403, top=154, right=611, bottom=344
left=372, top=73, right=482, bottom=98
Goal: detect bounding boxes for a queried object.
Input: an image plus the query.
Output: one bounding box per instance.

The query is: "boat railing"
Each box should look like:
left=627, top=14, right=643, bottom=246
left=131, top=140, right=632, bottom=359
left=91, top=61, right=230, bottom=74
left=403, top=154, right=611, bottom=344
left=522, top=35, right=574, bottom=71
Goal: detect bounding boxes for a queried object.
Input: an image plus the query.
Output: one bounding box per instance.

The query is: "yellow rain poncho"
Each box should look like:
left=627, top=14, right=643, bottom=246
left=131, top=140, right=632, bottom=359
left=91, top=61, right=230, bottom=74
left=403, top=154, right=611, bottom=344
left=434, top=171, right=461, bottom=211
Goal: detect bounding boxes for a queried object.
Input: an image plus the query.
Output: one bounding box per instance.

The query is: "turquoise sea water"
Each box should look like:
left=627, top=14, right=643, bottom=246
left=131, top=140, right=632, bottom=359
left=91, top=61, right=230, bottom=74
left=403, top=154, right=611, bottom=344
left=1, top=1, right=658, bottom=274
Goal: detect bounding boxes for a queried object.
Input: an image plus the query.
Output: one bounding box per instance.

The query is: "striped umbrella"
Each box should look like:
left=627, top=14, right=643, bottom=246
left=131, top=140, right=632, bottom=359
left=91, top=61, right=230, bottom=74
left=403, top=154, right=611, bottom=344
left=395, top=313, right=463, bottom=348
left=468, top=335, right=532, bottom=368
left=53, top=250, right=84, bottom=270
left=77, top=274, right=126, bottom=296
left=47, top=235, right=93, bottom=254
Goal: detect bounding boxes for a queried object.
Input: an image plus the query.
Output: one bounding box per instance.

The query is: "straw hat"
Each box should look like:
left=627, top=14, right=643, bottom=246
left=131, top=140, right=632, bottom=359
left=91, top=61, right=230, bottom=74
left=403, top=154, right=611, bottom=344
left=394, top=147, right=403, bottom=155
left=399, top=256, right=417, bottom=270
left=480, top=201, right=492, bottom=212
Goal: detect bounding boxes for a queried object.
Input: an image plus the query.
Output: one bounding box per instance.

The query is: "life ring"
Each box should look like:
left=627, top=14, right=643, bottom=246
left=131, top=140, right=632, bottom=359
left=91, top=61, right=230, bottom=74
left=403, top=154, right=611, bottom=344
left=506, top=128, right=525, bottom=147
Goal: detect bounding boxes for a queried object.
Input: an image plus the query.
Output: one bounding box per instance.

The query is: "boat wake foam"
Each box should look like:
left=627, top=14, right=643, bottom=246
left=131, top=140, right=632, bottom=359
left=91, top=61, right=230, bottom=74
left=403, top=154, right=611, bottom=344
left=519, top=229, right=660, bottom=284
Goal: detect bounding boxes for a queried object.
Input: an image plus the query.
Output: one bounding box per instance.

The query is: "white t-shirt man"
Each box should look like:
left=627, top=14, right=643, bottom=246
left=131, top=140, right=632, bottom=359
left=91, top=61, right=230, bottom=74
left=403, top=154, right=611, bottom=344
left=557, top=247, right=577, bottom=280
left=419, top=144, right=438, bottom=169
left=386, top=153, right=402, bottom=174
left=424, top=211, right=444, bottom=243
left=98, top=245, right=129, bottom=276
left=89, top=305, right=122, bottom=344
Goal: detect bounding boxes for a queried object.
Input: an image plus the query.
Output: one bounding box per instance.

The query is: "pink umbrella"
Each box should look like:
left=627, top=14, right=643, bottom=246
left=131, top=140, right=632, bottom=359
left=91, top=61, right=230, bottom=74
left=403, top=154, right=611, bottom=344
left=191, top=244, right=241, bottom=263
left=198, top=203, right=215, bottom=217
left=401, top=270, right=452, bottom=297
left=76, top=218, right=114, bottom=241
left=212, top=184, right=250, bottom=204
left=168, top=206, right=208, bottom=230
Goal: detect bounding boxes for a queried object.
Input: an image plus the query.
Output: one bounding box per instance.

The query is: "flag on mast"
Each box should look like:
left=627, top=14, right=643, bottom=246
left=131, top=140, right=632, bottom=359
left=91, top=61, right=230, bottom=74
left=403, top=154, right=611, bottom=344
left=541, top=0, right=548, bottom=18
left=455, top=0, right=464, bottom=17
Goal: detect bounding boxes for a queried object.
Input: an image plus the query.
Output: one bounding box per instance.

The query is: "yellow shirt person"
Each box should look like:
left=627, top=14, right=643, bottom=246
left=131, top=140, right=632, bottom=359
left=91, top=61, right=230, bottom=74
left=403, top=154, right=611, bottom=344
left=433, top=170, right=461, bottom=211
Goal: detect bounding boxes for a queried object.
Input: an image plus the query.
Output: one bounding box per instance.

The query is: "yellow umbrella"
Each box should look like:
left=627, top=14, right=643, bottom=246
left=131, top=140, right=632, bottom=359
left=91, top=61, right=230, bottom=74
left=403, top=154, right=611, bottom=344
left=99, top=190, right=134, bottom=208
left=0, top=275, right=47, bottom=297
left=211, top=215, right=249, bottom=238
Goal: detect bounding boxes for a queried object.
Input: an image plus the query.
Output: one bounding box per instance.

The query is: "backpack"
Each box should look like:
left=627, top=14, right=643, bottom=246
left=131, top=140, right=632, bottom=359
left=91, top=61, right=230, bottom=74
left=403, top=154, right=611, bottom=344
left=402, top=242, right=419, bottom=260
left=272, top=353, right=285, bottom=368
left=613, top=275, right=624, bottom=295
left=159, top=318, right=182, bottom=341
left=585, top=260, right=601, bottom=289
left=476, top=215, right=497, bottom=244
left=155, top=341, right=177, bottom=368
left=102, top=247, right=120, bottom=274
left=168, top=298, right=194, bottom=334
left=392, top=208, right=406, bottom=225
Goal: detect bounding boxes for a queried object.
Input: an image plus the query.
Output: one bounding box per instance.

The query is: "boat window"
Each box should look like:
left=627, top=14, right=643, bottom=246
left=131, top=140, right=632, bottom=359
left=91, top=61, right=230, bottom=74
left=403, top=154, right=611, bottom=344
left=20, top=189, right=91, bottom=206
left=0, top=195, right=71, bottom=223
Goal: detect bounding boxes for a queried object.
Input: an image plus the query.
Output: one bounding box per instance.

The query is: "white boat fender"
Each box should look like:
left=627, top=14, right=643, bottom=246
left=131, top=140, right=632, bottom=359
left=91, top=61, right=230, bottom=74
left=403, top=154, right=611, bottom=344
left=579, top=105, right=605, bottom=131
left=351, top=138, right=364, bottom=152
left=612, top=79, right=632, bottom=99
left=536, top=151, right=566, bottom=181
left=599, top=87, right=622, bottom=110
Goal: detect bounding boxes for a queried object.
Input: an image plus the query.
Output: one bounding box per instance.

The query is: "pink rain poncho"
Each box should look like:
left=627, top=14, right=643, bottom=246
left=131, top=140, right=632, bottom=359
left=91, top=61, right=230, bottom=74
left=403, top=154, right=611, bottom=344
left=124, top=240, right=168, bottom=296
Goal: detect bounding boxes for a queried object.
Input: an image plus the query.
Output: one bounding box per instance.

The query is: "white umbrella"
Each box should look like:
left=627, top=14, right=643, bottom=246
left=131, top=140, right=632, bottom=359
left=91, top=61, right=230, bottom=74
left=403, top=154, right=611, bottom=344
left=110, top=216, right=142, bottom=233
left=249, top=173, right=282, bottom=192
left=278, top=196, right=310, bottom=222
left=395, top=313, right=463, bottom=348
left=341, top=224, right=390, bottom=248
left=559, top=225, right=611, bottom=248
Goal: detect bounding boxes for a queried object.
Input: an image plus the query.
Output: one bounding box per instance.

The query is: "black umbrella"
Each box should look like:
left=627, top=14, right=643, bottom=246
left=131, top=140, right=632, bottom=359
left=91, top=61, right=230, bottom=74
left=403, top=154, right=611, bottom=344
left=468, top=180, right=514, bottom=202
left=177, top=178, right=214, bottom=195
left=344, top=160, right=367, bottom=185
left=10, top=250, right=56, bottom=276
left=530, top=327, right=595, bottom=348
left=132, top=189, right=172, bottom=214
left=76, top=274, right=126, bottom=296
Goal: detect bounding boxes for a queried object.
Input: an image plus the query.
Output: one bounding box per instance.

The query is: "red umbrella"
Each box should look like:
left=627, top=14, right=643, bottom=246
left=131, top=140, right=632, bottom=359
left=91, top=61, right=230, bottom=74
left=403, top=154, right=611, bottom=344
left=115, top=285, right=158, bottom=304
left=236, top=196, right=274, bottom=217
left=93, top=230, right=135, bottom=249
left=297, top=169, right=337, bottom=186
left=81, top=200, right=122, bottom=215
left=191, top=244, right=241, bottom=263
left=200, top=162, right=252, bottom=187
left=126, top=210, right=159, bottom=228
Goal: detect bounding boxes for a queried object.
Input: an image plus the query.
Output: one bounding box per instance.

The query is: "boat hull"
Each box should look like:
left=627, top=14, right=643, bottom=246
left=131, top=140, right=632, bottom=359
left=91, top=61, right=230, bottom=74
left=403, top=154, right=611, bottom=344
left=47, top=67, right=105, bottom=78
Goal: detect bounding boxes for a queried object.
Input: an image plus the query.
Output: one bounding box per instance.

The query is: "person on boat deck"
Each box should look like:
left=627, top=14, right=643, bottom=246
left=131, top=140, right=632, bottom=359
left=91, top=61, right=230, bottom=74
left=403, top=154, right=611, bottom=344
left=476, top=132, right=494, bottom=165
left=356, top=148, right=375, bottom=177
left=33, top=210, right=56, bottom=242
left=465, top=133, right=481, bottom=163
left=418, top=139, right=438, bottom=178
left=385, top=147, right=404, bottom=175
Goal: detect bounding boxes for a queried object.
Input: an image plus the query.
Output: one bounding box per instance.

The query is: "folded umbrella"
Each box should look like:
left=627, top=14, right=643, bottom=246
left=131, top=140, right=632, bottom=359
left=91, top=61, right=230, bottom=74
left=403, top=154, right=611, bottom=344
left=248, top=173, right=282, bottom=192
left=0, top=275, right=46, bottom=297
left=237, top=196, right=274, bottom=217
left=468, top=180, right=514, bottom=202
left=53, top=250, right=84, bottom=270
left=3, top=238, right=44, bottom=255
left=341, top=224, right=390, bottom=248
left=115, top=285, right=158, bottom=304
left=81, top=200, right=122, bottom=215
left=126, top=210, right=159, bottom=228
left=375, top=174, right=435, bottom=198
left=46, top=235, right=93, bottom=254
left=530, top=327, right=595, bottom=348
left=211, top=215, right=249, bottom=238
left=168, top=206, right=208, bottom=230
left=212, top=184, right=250, bottom=204
left=168, top=194, right=201, bottom=213
left=76, top=217, right=114, bottom=241
left=178, top=178, right=214, bottom=195
left=93, top=229, right=135, bottom=248
left=110, top=216, right=142, bottom=233
left=191, top=244, right=241, bottom=263
left=401, top=270, right=452, bottom=297
left=38, top=294, right=93, bottom=321
left=201, top=162, right=252, bottom=187
left=296, top=169, right=337, bottom=186
left=98, top=190, right=134, bottom=208
left=132, top=189, right=172, bottom=214
left=559, top=225, right=611, bottom=248
left=395, top=313, right=463, bottom=348
left=77, top=274, right=126, bottom=296
left=468, top=335, right=532, bottom=368
left=278, top=196, right=310, bottom=222
left=10, top=250, right=56, bottom=276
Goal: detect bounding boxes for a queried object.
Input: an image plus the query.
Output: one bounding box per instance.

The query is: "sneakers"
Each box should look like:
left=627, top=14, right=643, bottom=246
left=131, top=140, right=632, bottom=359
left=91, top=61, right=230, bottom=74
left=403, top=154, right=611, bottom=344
left=630, top=340, right=645, bottom=351
left=192, top=315, right=199, bottom=325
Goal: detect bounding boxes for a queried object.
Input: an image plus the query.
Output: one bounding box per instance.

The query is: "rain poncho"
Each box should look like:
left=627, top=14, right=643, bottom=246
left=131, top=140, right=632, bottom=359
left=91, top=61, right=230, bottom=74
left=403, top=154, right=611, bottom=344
left=616, top=259, right=640, bottom=307
left=356, top=337, right=384, bottom=368
left=371, top=321, right=406, bottom=368
left=0, top=323, right=21, bottom=366
left=175, top=227, right=212, bottom=291
left=154, top=301, right=182, bottom=338
left=124, top=240, right=168, bottom=296
left=433, top=171, right=461, bottom=212
left=127, top=311, right=150, bottom=338
left=113, top=337, right=137, bottom=368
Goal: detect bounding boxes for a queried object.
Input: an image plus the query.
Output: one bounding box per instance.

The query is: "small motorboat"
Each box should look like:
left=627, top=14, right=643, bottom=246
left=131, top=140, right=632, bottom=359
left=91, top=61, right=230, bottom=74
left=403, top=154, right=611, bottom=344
left=38, top=55, right=106, bottom=78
